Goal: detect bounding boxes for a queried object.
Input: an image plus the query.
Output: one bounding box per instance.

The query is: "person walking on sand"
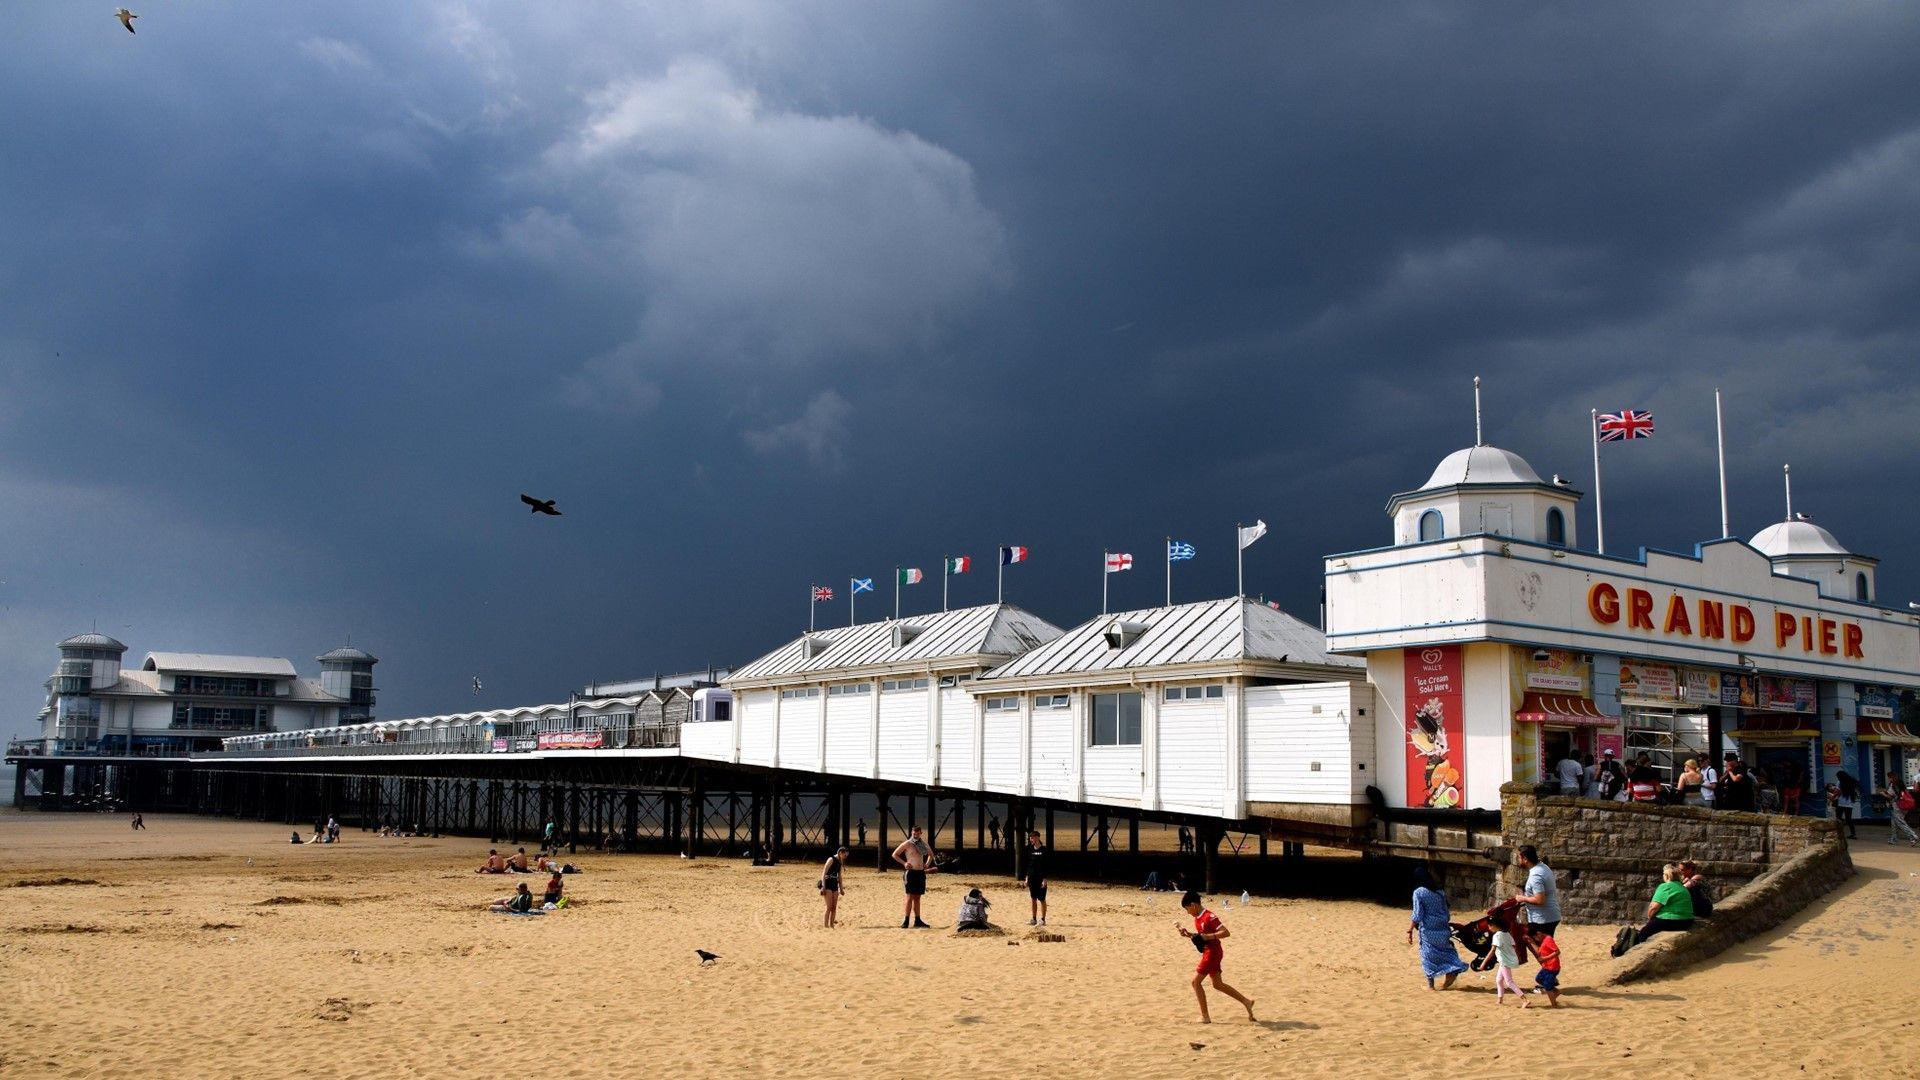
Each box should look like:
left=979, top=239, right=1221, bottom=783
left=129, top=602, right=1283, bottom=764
left=1490, top=912, right=1523, bottom=1004
left=856, top=819, right=867, bottom=848
left=1018, top=828, right=1049, bottom=927
left=130, top=813, right=145, bottom=831
left=1828, top=771, right=1860, bottom=838
left=988, top=815, right=1001, bottom=851
left=820, top=846, right=849, bottom=928
left=1179, top=890, right=1255, bottom=1024
left=1887, top=773, right=1919, bottom=846
left=1512, top=845, right=1561, bottom=937
left=1528, top=929, right=1562, bottom=1007
left=543, top=820, right=558, bottom=853
left=891, top=826, right=933, bottom=929
left=1409, top=865, right=1467, bottom=989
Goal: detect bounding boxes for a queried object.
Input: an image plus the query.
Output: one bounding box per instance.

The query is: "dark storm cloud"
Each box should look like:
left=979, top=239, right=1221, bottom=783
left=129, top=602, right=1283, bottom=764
left=5, top=2, right=1920, bottom=727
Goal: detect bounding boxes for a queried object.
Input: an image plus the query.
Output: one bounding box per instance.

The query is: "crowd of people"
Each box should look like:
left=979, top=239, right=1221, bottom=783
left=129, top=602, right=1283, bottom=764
left=1554, top=749, right=1920, bottom=841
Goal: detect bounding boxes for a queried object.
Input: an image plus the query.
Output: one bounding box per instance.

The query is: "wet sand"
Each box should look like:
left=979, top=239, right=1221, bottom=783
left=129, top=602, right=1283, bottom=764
left=1, top=813, right=1916, bottom=1078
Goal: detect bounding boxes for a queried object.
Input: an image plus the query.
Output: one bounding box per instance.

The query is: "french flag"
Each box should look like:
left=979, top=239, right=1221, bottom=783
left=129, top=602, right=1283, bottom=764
left=1000, top=545, right=1029, bottom=566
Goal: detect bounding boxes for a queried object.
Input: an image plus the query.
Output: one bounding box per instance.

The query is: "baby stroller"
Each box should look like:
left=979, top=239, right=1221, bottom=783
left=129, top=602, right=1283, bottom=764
left=1452, top=898, right=1526, bottom=973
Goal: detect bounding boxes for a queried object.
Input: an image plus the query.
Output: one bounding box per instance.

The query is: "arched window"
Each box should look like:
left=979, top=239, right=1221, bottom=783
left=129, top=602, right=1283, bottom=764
left=1855, top=571, right=1870, bottom=602
left=1546, top=507, right=1567, bottom=547
left=1418, top=509, right=1444, bottom=542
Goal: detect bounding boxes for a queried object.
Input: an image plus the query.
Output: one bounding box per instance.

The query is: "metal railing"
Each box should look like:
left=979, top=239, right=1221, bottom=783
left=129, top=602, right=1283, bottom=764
left=6, top=738, right=195, bottom=760
left=205, top=724, right=681, bottom=760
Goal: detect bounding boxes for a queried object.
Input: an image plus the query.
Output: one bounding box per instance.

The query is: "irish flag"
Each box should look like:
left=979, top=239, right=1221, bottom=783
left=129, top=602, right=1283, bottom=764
left=945, top=556, right=971, bottom=575
left=898, top=567, right=924, bottom=585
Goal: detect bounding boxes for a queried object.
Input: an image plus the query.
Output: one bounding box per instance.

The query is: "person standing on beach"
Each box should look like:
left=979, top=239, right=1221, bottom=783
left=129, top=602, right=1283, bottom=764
left=1528, top=930, right=1562, bottom=1007
left=543, top=820, right=557, bottom=853
left=1179, top=890, right=1256, bottom=1024
left=820, top=846, right=849, bottom=928
left=130, top=813, right=144, bottom=831
left=1512, top=846, right=1560, bottom=937
left=1018, top=828, right=1049, bottom=926
left=1408, top=865, right=1467, bottom=989
left=891, top=826, right=933, bottom=929
left=988, top=815, right=1000, bottom=850
left=856, top=819, right=867, bottom=848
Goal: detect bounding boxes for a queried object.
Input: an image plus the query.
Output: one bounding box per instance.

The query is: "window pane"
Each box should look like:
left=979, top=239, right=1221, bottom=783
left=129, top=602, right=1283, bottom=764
left=1120, top=692, right=1142, bottom=744
left=1204, top=685, right=1224, bottom=699
left=1092, top=694, right=1118, bottom=745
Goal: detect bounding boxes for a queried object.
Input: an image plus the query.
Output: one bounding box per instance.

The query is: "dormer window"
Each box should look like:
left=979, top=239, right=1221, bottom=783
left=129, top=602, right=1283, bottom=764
left=801, top=635, right=834, bottom=660
left=1418, top=509, right=1444, bottom=542
left=890, top=624, right=924, bottom=648
left=1546, top=507, right=1567, bottom=547
left=1103, top=620, right=1148, bottom=649
left=1856, top=572, right=1870, bottom=602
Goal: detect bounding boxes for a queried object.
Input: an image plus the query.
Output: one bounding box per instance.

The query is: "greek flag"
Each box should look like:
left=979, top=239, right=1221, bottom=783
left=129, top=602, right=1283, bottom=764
left=1168, top=540, right=1196, bottom=561
left=851, top=577, right=875, bottom=594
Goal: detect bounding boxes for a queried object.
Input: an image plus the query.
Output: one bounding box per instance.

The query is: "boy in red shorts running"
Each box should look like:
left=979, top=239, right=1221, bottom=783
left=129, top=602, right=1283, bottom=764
left=1526, top=929, right=1562, bottom=1008
left=1178, top=890, right=1256, bottom=1023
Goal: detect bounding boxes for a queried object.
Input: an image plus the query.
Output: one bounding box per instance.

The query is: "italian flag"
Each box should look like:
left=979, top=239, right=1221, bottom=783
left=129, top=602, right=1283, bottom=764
left=898, top=567, right=924, bottom=585
left=945, top=556, right=971, bottom=575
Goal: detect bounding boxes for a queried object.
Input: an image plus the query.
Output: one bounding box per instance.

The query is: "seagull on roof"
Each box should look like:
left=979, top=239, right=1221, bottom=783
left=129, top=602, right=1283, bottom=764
left=519, top=494, right=561, bottom=517
left=115, top=8, right=137, bottom=33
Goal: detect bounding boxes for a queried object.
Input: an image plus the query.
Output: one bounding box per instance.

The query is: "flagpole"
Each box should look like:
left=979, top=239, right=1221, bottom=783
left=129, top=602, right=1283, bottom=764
left=809, top=584, right=816, bottom=633
left=1102, top=550, right=1109, bottom=616
left=1165, top=537, right=1172, bottom=606
left=1591, top=410, right=1605, bottom=555
left=1235, top=524, right=1244, bottom=598
left=849, top=578, right=856, bottom=628
left=893, top=567, right=900, bottom=621
left=942, top=558, right=949, bottom=612
left=1715, top=389, right=1729, bottom=539
left=997, top=549, right=1004, bottom=605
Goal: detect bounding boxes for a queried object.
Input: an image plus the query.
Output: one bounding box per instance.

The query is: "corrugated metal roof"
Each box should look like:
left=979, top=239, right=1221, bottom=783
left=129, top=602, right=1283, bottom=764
left=977, top=597, right=1360, bottom=682
left=141, top=652, right=299, bottom=678
left=727, top=604, right=1064, bottom=684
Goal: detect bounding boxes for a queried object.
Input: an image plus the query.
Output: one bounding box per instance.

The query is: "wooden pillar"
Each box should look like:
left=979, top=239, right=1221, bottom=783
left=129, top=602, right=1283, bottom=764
left=954, top=799, right=965, bottom=853
left=768, top=777, right=782, bottom=858
left=1013, top=802, right=1027, bottom=880
left=687, top=782, right=703, bottom=858
left=1203, top=829, right=1220, bottom=894
left=1045, top=808, right=1056, bottom=851
left=1258, top=833, right=1269, bottom=860
left=824, top=785, right=840, bottom=853
left=727, top=792, right=739, bottom=850
left=567, top=784, right=580, bottom=854
left=1128, top=815, right=1140, bottom=853
left=976, top=799, right=987, bottom=850
left=1098, top=814, right=1110, bottom=853
left=750, top=789, right=764, bottom=857
left=876, top=793, right=890, bottom=872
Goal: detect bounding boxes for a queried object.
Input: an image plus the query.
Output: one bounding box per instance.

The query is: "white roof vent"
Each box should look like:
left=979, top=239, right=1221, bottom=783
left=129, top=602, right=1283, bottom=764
left=1102, top=620, right=1149, bottom=650
left=801, top=634, right=835, bottom=660
left=890, top=623, right=924, bottom=649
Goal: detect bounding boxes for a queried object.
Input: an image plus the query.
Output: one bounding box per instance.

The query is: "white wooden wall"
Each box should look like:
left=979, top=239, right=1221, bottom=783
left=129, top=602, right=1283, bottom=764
left=680, top=719, right=732, bottom=761
left=824, top=693, right=869, bottom=775
left=1157, top=698, right=1228, bottom=816
left=737, top=690, right=775, bottom=766
left=938, top=688, right=973, bottom=787
left=876, top=689, right=926, bottom=782
left=1243, top=681, right=1375, bottom=804
left=982, top=707, right=1021, bottom=793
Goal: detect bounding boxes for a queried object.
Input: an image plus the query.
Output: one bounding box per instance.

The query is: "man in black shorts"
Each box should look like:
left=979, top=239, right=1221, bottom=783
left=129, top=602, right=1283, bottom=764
left=891, top=826, right=933, bottom=928
left=1018, top=828, right=1049, bottom=926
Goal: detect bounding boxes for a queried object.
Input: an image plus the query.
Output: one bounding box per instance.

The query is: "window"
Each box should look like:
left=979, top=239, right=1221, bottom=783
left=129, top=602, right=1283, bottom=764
left=938, top=674, right=974, bottom=688
left=984, top=697, right=1020, bottom=712
left=1091, top=691, right=1142, bottom=746
left=882, top=678, right=930, bottom=692
left=1032, top=694, right=1069, bottom=709
left=710, top=699, right=731, bottom=723
left=1162, top=684, right=1224, bottom=702
left=1546, top=507, right=1567, bottom=547
left=1418, top=509, right=1444, bottom=542
left=779, top=687, right=821, bottom=700
left=827, top=683, right=872, bottom=697
left=1856, top=572, right=1870, bottom=602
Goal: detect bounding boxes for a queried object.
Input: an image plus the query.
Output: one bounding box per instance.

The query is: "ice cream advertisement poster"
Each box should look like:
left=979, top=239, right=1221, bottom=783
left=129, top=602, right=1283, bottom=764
left=1403, top=645, right=1464, bottom=809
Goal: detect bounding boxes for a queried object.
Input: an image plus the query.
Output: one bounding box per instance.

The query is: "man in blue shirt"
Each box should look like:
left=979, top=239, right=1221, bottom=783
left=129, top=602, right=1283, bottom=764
left=1513, top=845, right=1561, bottom=937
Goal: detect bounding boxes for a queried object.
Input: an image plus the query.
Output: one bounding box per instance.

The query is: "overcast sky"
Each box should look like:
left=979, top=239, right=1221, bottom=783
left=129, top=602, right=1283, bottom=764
left=6, top=3, right=1920, bottom=730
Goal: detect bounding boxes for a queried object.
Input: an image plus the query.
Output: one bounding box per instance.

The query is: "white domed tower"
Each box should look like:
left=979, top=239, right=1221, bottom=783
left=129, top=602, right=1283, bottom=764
left=1387, top=444, right=1582, bottom=547
left=1749, top=466, right=1877, bottom=601
left=44, top=632, right=127, bottom=747
left=316, top=645, right=378, bottom=722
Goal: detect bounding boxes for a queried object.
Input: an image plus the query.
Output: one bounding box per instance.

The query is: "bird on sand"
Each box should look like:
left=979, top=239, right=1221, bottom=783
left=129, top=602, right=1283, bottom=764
left=696, top=949, right=720, bottom=966
left=519, top=494, right=561, bottom=516
left=115, top=8, right=137, bottom=33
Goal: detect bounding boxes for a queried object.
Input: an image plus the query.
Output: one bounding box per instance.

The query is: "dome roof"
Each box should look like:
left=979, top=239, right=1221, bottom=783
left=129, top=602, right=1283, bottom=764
left=316, top=646, right=379, bottom=664
left=58, top=632, right=126, bottom=652
left=1420, top=445, right=1544, bottom=489
left=1750, top=519, right=1849, bottom=558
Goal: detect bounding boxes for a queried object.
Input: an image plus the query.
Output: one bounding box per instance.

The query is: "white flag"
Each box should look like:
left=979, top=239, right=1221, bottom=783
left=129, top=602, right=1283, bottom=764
left=1237, top=519, right=1268, bottom=550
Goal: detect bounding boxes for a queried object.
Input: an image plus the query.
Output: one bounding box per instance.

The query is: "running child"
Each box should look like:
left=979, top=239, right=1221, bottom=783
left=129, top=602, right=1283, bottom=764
left=1527, top=929, right=1561, bottom=1007
left=1177, top=890, right=1256, bottom=1024
left=1490, top=914, right=1522, bottom=1004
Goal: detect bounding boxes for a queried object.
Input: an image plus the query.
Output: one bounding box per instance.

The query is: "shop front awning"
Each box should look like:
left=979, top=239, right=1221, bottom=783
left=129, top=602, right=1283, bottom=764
left=1515, top=693, right=1619, bottom=728
left=1726, top=713, right=1821, bottom=741
left=1857, top=719, right=1920, bottom=747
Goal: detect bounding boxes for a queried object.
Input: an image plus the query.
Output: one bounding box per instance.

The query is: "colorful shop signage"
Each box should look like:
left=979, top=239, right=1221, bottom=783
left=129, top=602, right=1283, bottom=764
left=1403, top=645, right=1464, bottom=810
left=1618, top=661, right=1679, bottom=703
left=1586, top=581, right=1865, bottom=659
left=1719, top=673, right=1816, bottom=713
left=1860, top=686, right=1898, bottom=720
left=536, top=731, right=605, bottom=750
left=1681, top=668, right=1720, bottom=705
left=1520, top=647, right=1588, bottom=693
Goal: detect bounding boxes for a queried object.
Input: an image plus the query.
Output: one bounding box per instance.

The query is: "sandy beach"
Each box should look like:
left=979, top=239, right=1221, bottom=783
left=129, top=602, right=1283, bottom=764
left=1, top=813, right=1916, bottom=1079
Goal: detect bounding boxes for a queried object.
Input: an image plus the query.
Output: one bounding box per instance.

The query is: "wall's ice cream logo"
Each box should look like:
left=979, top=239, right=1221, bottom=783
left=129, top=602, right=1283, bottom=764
left=1402, top=646, right=1464, bottom=809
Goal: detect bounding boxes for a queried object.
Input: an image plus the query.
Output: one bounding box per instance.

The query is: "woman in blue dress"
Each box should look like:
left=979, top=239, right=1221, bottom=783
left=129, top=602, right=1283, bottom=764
left=1407, top=865, right=1468, bottom=989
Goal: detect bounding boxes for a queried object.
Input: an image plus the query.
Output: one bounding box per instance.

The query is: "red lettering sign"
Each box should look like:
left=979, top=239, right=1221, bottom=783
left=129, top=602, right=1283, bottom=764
left=1844, top=624, right=1865, bottom=659
left=1626, top=588, right=1655, bottom=631
left=1818, top=619, right=1837, bottom=656
left=1583, top=582, right=1864, bottom=662
left=1732, top=605, right=1756, bottom=642
left=1775, top=612, right=1798, bottom=649
left=1699, top=600, right=1726, bottom=639
left=1402, top=646, right=1464, bottom=810
left=1588, top=582, right=1620, bottom=624
left=1662, top=595, right=1692, bottom=635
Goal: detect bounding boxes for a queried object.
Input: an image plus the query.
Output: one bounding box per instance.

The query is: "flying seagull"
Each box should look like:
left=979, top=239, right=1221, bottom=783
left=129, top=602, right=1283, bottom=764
left=695, top=949, right=720, bottom=966
left=115, top=8, right=137, bottom=33
left=519, top=494, right=561, bottom=517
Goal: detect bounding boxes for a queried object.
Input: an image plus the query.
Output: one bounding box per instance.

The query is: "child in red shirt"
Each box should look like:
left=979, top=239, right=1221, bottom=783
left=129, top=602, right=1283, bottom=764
left=1527, top=931, right=1562, bottom=1008
left=1178, top=891, right=1257, bottom=1024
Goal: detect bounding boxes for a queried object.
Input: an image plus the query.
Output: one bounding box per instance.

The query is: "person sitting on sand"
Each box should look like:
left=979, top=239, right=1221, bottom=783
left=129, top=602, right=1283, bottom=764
left=490, top=883, right=535, bottom=914
left=1178, top=890, right=1256, bottom=1024
left=290, top=831, right=304, bottom=845
left=1611, top=862, right=1695, bottom=956
left=956, top=888, right=992, bottom=931
left=477, top=849, right=506, bottom=874
left=542, top=872, right=564, bottom=907
left=506, top=848, right=531, bottom=872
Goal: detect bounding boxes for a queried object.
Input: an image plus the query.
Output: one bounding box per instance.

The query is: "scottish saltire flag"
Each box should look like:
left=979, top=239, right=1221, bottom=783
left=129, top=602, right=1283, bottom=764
left=1105, top=552, right=1134, bottom=572
left=1597, top=409, right=1654, bottom=441
left=945, top=556, right=971, bottom=575
left=851, top=577, right=875, bottom=594
left=812, top=586, right=834, bottom=602
left=1237, top=520, right=1268, bottom=550
left=1000, top=545, right=1029, bottom=565
left=898, top=567, right=924, bottom=585
left=1168, top=540, right=1196, bottom=561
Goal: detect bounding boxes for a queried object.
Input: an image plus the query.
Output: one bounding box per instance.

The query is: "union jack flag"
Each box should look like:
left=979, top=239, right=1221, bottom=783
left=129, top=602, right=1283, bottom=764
left=1597, top=409, right=1654, bottom=441
left=812, top=586, right=834, bottom=602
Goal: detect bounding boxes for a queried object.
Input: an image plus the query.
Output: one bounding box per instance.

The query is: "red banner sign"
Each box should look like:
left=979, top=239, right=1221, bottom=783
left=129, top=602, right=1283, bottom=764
left=1403, top=646, right=1464, bottom=809
left=536, top=731, right=605, bottom=751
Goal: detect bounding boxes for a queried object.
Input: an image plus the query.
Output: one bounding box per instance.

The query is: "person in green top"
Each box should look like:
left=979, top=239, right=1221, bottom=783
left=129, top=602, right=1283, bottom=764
left=1611, top=862, right=1695, bottom=956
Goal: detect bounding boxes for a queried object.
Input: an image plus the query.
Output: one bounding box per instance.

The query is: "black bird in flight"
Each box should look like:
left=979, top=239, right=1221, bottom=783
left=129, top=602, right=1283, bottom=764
left=116, top=8, right=137, bottom=33
left=519, top=494, right=561, bottom=517
left=696, top=949, right=720, bottom=966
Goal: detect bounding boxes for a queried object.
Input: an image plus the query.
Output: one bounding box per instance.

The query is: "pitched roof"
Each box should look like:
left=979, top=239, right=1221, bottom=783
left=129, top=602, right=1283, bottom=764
left=141, top=653, right=299, bottom=678
left=727, top=604, right=1064, bottom=685
left=976, top=596, right=1360, bottom=683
